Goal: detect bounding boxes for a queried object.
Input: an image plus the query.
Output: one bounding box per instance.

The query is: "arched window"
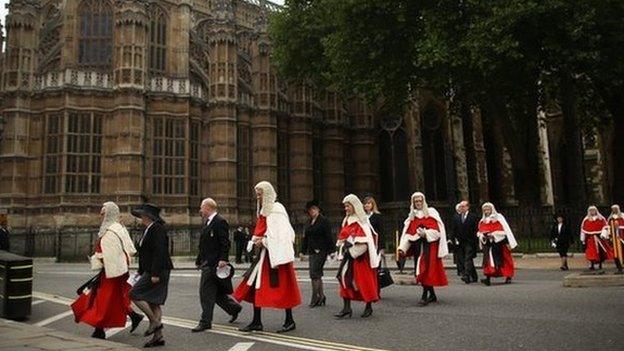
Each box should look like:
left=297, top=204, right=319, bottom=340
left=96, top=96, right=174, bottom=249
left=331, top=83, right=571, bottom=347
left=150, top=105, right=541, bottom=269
left=421, top=102, right=448, bottom=201
left=149, top=8, right=167, bottom=75
left=78, top=0, right=113, bottom=68
left=379, top=117, right=410, bottom=202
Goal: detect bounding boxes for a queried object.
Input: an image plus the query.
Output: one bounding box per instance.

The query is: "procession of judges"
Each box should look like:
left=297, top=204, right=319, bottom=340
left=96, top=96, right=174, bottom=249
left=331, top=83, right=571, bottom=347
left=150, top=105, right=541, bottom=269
left=11, top=180, right=617, bottom=347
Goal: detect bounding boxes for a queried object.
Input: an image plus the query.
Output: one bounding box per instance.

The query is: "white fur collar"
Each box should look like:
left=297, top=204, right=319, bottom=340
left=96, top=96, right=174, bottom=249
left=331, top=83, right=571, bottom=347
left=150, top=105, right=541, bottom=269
left=346, top=215, right=358, bottom=225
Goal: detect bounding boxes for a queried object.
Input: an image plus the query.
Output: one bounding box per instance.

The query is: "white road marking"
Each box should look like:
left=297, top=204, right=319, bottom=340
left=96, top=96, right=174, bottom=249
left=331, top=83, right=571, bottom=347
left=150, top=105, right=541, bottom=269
left=32, top=291, right=388, bottom=351
left=32, top=300, right=46, bottom=306
left=228, top=342, right=255, bottom=351
left=34, top=310, right=74, bottom=327
left=106, top=320, right=131, bottom=338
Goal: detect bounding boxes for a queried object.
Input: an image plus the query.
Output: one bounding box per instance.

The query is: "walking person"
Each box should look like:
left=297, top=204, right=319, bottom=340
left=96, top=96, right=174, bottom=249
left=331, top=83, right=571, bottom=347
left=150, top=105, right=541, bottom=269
left=301, top=200, right=334, bottom=308
left=233, top=226, right=248, bottom=264
left=71, top=202, right=142, bottom=339
left=364, top=196, right=384, bottom=254
left=549, top=212, right=573, bottom=271
left=398, top=192, right=448, bottom=306
left=452, top=201, right=480, bottom=283
left=335, top=194, right=379, bottom=318
left=581, top=205, right=613, bottom=271
left=478, top=203, right=517, bottom=286
left=233, top=181, right=302, bottom=333
left=0, top=214, right=9, bottom=251
left=600, top=205, right=623, bottom=273
left=130, top=204, right=174, bottom=348
left=192, top=198, right=242, bottom=332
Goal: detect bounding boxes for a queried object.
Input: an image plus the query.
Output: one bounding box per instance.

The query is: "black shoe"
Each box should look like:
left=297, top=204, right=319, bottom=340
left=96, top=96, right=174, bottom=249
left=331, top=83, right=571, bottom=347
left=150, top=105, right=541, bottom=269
left=504, top=277, right=512, bottom=284
left=144, top=323, right=163, bottom=337
left=361, top=307, right=373, bottom=318
left=91, top=328, right=105, bottom=339
left=239, top=323, right=263, bottom=332
left=191, top=324, right=211, bottom=332
left=418, top=298, right=429, bottom=307
left=308, top=296, right=320, bottom=308
left=276, top=322, right=296, bottom=333
left=334, top=309, right=353, bottom=319
left=144, top=337, right=165, bottom=348
left=229, top=307, right=242, bottom=324
left=129, top=312, right=144, bottom=333
left=461, top=276, right=471, bottom=284
left=480, top=278, right=491, bottom=286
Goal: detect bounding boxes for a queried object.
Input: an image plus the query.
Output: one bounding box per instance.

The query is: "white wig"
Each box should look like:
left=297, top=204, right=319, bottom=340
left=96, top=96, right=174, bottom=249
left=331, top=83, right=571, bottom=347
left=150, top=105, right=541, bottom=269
left=99, top=202, right=120, bottom=238
left=255, top=181, right=277, bottom=217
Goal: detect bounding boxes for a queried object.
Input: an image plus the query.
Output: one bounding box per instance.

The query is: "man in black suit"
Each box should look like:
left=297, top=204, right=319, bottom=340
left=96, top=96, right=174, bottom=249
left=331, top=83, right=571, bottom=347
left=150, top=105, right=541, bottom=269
left=192, top=198, right=242, bottom=332
left=451, top=201, right=480, bottom=284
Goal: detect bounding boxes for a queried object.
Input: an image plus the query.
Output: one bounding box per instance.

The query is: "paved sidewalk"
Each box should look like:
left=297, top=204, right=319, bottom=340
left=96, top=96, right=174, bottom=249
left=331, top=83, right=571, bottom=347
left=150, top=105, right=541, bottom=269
left=0, top=318, right=139, bottom=351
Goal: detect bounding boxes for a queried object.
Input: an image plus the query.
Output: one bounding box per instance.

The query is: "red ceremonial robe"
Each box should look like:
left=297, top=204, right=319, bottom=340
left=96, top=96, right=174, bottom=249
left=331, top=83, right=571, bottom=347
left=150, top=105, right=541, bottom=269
left=404, top=217, right=448, bottom=286
left=232, top=216, right=302, bottom=309
left=479, top=220, right=515, bottom=278
left=582, top=218, right=614, bottom=263
left=71, top=242, right=132, bottom=328
left=337, top=222, right=379, bottom=302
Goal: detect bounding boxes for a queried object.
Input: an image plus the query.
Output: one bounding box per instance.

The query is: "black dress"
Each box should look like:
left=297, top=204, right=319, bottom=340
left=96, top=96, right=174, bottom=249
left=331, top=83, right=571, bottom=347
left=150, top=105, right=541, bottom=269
left=550, top=222, right=573, bottom=257
left=301, top=215, right=334, bottom=279
left=368, top=213, right=384, bottom=252
left=130, top=222, right=174, bottom=305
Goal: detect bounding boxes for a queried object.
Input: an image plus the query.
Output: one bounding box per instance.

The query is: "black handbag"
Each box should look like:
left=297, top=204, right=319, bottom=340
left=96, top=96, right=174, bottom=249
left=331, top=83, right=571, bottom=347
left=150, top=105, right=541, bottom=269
left=76, top=271, right=101, bottom=296
left=378, top=255, right=394, bottom=289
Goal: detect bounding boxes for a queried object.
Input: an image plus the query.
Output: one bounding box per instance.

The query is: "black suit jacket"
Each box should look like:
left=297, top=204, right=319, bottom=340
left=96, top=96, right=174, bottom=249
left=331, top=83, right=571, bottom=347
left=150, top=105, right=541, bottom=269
left=451, top=212, right=480, bottom=245
left=195, top=214, right=230, bottom=268
left=301, top=215, right=334, bottom=255
left=137, top=222, right=174, bottom=278
left=0, top=227, right=9, bottom=251
left=550, top=222, right=574, bottom=246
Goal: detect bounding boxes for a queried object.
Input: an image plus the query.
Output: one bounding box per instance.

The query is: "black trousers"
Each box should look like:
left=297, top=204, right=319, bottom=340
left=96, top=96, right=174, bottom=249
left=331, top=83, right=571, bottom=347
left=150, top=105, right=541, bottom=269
left=235, top=243, right=246, bottom=263
left=457, top=241, right=478, bottom=281
left=199, top=267, right=240, bottom=326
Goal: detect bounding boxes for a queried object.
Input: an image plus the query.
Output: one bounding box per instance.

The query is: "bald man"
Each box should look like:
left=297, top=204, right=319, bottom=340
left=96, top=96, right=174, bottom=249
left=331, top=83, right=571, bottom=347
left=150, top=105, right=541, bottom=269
left=451, top=201, right=480, bottom=284
left=193, top=198, right=242, bottom=332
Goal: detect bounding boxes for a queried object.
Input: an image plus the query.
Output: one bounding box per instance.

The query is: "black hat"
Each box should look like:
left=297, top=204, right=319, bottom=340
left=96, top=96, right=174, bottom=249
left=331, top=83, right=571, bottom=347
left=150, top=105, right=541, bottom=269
left=305, top=200, right=321, bottom=211
left=131, top=203, right=165, bottom=224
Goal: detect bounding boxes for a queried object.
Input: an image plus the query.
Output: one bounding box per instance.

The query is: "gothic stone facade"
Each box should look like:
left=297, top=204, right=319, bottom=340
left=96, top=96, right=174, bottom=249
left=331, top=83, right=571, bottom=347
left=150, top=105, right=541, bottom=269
left=0, top=0, right=615, bottom=239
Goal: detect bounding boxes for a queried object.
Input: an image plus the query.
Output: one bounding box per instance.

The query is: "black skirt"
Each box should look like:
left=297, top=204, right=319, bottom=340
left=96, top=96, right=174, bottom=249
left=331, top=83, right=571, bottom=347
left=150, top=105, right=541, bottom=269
left=308, top=252, right=327, bottom=279
left=130, top=270, right=171, bottom=306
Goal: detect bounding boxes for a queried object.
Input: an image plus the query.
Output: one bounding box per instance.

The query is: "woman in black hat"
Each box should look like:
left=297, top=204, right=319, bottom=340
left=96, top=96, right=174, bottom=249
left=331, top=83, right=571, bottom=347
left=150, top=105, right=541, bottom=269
left=301, top=200, right=334, bottom=308
left=549, top=212, right=573, bottom=270
left=129, top=204, right=174, bottom=348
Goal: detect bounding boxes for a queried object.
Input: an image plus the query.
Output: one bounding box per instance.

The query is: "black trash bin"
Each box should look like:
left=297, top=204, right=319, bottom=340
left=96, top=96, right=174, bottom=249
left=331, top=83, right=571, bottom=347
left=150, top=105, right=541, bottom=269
left=0, top=250, right=33, bottom=320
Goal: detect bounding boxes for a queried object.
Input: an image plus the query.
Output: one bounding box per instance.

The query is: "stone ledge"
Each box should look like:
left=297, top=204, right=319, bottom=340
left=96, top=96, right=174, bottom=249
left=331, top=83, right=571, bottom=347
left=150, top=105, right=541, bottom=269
left=0, top=318, right=140, bottom=351
left=563, top=272, right=624, bottom=288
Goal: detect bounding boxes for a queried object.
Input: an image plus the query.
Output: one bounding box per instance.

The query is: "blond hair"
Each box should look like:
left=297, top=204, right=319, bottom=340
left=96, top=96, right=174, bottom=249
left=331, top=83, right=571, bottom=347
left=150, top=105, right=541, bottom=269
left=363, top=196, right=380, bottom=214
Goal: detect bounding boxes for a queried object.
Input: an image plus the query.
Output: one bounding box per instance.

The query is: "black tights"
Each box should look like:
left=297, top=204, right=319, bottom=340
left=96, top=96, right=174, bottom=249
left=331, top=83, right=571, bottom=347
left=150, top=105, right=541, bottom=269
left=252, top=307, right=294, bottom=325
left=421, top=285, right=436, bottom=300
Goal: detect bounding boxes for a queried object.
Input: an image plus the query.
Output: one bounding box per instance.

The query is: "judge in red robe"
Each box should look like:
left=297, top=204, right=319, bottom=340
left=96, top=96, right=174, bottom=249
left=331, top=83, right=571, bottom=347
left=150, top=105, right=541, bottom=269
left=334, top=194, right=379, bottom=319
left=581, top=206, right=614, bottom=270
left=233, top=181, right=301, bottom=333
left=71, top=202, right=142, bottom=339
left=477, top=202, right=517, bottom=286
left=398, top=192, right=448, bottom=306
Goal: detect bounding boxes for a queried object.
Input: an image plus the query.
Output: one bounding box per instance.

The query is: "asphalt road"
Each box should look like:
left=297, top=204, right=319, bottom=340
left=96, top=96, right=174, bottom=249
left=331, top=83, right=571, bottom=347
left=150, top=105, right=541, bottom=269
left=26, top=263, right=624, bottom=351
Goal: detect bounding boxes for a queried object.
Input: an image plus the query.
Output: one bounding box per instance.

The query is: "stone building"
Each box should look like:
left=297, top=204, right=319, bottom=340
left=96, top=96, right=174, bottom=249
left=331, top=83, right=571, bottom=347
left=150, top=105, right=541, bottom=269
left=0, top=0, right=617, bottom=257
